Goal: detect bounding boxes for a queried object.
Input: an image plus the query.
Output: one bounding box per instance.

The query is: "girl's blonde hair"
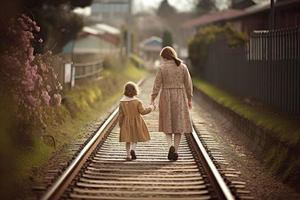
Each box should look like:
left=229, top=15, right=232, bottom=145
left=160, top=46, right=182, bottom=66
left=123, top=82, right=139, bottom=97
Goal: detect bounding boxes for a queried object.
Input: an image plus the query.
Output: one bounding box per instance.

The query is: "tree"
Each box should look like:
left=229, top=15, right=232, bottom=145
left=157, top=0, right=177, bottom=18
left=20, top=0, right=93, bottom=9
left=32, top=6, right=84, bottom=53
left=0, top=0, right=93, bottom=53
left=195, top=0, right=216, bottom=15
left=162, top=30, right=173, bottom=47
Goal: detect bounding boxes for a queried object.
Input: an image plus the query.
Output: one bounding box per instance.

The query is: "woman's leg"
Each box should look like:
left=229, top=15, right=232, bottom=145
left=165, top=133, right=173, bottom=148
left=125, top=142, right=131, bottom=159
left=174, top=133, right=182, bottom=153
left=166, top=133, right=175, bottom=160
left=130, top=142, right=137, bottom=159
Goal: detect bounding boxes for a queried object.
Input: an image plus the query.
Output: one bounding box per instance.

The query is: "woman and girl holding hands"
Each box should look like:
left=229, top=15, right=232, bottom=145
left=118, top=46, right=193, bottom=161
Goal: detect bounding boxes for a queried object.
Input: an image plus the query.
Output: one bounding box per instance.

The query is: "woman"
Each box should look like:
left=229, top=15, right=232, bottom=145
left=151, top=46, right=193, bottom=161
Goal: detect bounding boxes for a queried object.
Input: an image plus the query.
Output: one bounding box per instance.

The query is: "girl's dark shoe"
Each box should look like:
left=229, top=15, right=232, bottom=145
left=172, top=153, right=178, bottom=161
left=130, top=150, right=137, bottom=160
left=126, top=157, right=131, bottom=161
left=168, top=146, right=175, bottom=160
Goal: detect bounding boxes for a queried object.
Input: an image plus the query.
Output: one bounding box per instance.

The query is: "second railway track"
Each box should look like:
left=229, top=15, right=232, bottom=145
left=41, top=78, right=235, bottom=200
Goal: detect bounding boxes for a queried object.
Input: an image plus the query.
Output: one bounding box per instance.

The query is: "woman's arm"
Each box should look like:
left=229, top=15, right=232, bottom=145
left=138, top=101, right=152, bottom=115
left=118, top=104, right=124, bottom=127
left=151, top=68, right=162, bottom=102
left=183, top=65, right=193, bottom=108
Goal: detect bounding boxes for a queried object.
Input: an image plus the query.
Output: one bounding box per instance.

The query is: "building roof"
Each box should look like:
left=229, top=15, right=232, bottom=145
left=224, top=0, right=300, bottom=21
left=181, top=9, right=244, bottom=29
left=182, top=0, right=300, bottom=29
left=83, top=24, right=120, bottom=35
left=140, top=36, right=162, bottom=52
left=80, top=24, right=120, bottom=46
left=231, top=0, right=256, bottom=9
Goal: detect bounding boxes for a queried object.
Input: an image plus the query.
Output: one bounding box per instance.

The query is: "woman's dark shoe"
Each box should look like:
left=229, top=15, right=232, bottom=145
left=130, top=150, right=137, bottom=160
left=172, top=153, right=178, bottom=161
left=168, top=146, right=175, bottom=160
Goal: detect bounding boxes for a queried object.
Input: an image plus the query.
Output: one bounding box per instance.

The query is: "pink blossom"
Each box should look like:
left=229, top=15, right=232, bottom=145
left=22, top=79, right=35, bottom=91
left=41, top=90, right=51, bottom=106
left=40, top=63, right=48, bottom=72
left=53, top=94, right=62, bottom=106
left=3, top=14, right=62, bottom=125
left=27, top=95, right=38, bottom=107
left=46, top=85, right=51, bottom=92
left=35, top=26, right=40, bottom=32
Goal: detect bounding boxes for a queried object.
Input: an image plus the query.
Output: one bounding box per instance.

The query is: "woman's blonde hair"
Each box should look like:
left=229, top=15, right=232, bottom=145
left=123, top=81, right=139, bottom=97
left=160, top=46, right=182, bottom=66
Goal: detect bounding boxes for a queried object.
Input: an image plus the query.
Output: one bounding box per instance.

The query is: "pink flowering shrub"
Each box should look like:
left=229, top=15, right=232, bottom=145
left=0, top=14, right=62, bottom=130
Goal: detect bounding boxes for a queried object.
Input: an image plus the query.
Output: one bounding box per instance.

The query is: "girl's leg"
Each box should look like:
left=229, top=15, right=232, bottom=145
left=131, top=142, right=137, bottom=151
left=165, top=133, right=173, bottom=148
left=174, top=133, right=182, bottom=153
left=125, top=142, right=131, bottom=159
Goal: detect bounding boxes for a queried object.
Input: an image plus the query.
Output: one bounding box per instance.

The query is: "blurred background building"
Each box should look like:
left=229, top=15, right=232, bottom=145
left=90, top=0, right=132, bottom=27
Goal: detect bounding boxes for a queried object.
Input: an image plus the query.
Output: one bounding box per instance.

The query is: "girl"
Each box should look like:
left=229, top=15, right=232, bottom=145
left=151, top=46, right=193, bottom=161
left=118, top=82, right=155, bottom=161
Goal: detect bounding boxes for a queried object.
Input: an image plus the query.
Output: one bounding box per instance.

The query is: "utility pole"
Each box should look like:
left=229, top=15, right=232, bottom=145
left=126, top=0, right=132, bottom=56
left=270, top=0, right=275, bottom=30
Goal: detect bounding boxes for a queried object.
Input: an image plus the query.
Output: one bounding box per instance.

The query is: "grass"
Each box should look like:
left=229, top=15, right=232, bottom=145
left=193, top=78, right=300, bottom=146
left=193, top=78, right=300, bottom=185
left=3, top=58, right=147, bottom=198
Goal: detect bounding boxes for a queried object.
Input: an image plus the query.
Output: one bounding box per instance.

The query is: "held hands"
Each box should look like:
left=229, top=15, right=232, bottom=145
left=188, top=100, right=192, bottom=110
left=150, top=99, right=157, bottom=111
left=151, top=104, right=157, bottom=111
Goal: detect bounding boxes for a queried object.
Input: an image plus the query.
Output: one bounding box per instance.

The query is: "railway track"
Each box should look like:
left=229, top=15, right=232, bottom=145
left=41, top=79, right=236, bottom=200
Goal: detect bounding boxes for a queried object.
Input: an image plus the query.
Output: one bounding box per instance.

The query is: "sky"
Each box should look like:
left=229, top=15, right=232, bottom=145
left=74, top=0, right=267, bottom=16
left=74, top=0, right=197, bottom=16
left=133, top=0, right=268, bottom=12
left=133, top=0, right=196, bottom=13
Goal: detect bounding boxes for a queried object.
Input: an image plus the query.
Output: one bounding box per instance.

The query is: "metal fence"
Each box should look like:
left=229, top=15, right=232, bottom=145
left=74, top=59, right=103, bottom=79
left=52, top=58, right=104, bottom=90
left=201, top=27, right=300, bottom=114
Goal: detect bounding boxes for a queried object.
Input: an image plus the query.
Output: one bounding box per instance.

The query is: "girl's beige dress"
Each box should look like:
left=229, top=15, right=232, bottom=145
left=118, top=96, right=152, bottom=142
left=151, top=60, right=193, bottom=134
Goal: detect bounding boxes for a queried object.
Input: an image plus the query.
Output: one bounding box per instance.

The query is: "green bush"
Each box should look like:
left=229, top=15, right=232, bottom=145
left=130, top=54, right=145, bottom=68
left=188, top=24, right=247, bottom=73
left=162, top=30, right=173, bottom=47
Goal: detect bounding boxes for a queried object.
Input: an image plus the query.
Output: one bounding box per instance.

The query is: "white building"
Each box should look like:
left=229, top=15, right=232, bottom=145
left=91, top=0, right=132, bottom=26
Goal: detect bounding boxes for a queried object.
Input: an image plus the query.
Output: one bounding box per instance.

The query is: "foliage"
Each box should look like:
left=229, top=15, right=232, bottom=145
left=194, top=0, right=216, bottom=14
left=157, top=0, right=177, bottom=18
left=193, top=78, right=300, bottom=146
left=33, top=6, right=83, bottom=53
left=188, top=24, right=247, bottom=73
left=162, top=30, right=173, bottom=47
left=193, top=78, right=300, bottom=186
left=21, top=0, right=93, bottom=9
left=130, top=54, right=145, bottom=68
left=0, top=15, right=62, bottom=141
left=0, top=1, right=89, bottom=54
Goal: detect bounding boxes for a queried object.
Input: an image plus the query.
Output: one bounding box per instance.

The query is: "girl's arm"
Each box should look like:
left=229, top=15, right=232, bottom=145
left=138, top=101, right=152, bottom=115
left=151, top=68, right=162, bottom=102
left=118, top=104, right=124, bottom=127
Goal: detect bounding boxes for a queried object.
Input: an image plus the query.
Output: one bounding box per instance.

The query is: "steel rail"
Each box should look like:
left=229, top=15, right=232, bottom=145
left=191, top=126, right=235, bottom=200
left=41, top=79, right=145, bottom=200
left=41, top=107, right=119, bottom=200
left=40, top=77, right=234, bottom=200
